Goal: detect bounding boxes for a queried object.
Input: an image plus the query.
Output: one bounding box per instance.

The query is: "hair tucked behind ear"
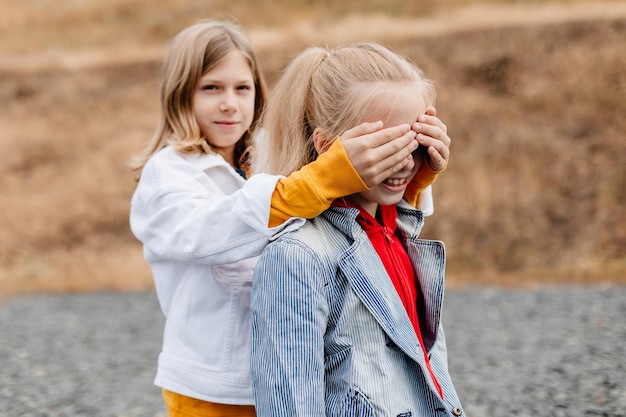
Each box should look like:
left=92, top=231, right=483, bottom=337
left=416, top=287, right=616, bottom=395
left=130, top=20, right=267, bottom=175
left=252, top=42, right=435, bottom=177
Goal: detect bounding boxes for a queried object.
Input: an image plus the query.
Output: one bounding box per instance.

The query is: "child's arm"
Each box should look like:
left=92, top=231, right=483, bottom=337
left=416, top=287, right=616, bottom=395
left=250, top=240, right=328, bottom=416
left=403, top=153, right=443, bottom=208
left=269, top=122, right=418, bottom=227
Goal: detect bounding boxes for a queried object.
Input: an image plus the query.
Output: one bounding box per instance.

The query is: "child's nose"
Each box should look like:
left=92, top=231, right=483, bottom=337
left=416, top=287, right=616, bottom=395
left=220, top=91, right=238, bottom=112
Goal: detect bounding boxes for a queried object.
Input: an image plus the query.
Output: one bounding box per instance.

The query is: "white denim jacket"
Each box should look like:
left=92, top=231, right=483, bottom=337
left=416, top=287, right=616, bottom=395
left=129, top=146, right=303, bottom=404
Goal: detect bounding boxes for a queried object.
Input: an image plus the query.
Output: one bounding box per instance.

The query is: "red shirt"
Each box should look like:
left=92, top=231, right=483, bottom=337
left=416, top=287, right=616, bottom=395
left=332, top=199, right=443, bottom=399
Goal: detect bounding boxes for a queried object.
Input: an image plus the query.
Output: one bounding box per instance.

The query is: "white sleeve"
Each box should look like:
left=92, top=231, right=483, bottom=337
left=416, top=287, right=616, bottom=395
left=130, top=160, right=302, bottom=266
left=417, top=185, right=434, bottom=217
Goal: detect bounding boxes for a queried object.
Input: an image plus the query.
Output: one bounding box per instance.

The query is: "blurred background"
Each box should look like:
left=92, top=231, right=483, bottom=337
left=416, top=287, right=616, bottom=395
left=1, top=0, right=624, bottom=299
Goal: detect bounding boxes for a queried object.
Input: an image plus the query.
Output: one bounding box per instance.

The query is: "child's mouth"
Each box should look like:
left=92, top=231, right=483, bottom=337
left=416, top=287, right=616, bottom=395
left=383, top=177, right=408, bottom=186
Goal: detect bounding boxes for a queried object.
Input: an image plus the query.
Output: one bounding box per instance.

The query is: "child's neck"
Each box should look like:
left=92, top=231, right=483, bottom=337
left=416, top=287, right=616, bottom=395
left=339, top=197, right=385, bottom=227
left=345, top=196, right=378, bottom=218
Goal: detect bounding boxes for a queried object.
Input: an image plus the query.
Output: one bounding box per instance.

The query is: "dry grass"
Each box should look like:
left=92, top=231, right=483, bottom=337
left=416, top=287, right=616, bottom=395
left=1, top=1, right=625, bottom=299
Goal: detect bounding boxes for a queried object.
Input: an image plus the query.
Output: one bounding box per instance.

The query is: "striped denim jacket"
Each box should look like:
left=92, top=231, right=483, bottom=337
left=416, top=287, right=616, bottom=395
left=251, top=204, right=465, bottom=417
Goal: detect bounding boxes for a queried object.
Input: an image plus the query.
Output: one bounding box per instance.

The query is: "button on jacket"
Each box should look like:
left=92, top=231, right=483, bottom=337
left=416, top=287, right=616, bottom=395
left=250, top=202, right=464, bottom=417
left=129, top=146, right=302, bottom=404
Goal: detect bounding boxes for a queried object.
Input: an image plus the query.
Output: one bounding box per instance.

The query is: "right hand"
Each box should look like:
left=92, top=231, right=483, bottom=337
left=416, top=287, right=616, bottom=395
left=340, top=121, right=418, bottom=188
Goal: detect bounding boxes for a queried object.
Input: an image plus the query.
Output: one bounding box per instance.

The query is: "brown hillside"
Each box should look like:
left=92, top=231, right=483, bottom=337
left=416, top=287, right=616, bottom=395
left=1, top=1, right=625, bottom=298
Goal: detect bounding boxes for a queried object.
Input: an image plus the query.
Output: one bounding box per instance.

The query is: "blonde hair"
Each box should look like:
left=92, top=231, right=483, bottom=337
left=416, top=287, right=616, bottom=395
left=131, top=20, right=267, bottom=174
left=253, top=42, right=435, bottom=177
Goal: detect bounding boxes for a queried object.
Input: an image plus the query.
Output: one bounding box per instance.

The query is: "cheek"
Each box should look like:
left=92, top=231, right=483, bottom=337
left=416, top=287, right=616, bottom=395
left=192, top=105, right=201, bottom=124
left=243, top=96, right=256, bottom=117
left=193, top=107, right=209, bottom=134
left=191, top=96, right=205, bottom=121
left=360, top=188, right=379, bottom=202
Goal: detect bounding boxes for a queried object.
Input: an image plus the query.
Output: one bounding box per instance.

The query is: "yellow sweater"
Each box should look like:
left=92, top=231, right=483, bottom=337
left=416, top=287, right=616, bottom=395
left=268, top=140, right=441, bottom=227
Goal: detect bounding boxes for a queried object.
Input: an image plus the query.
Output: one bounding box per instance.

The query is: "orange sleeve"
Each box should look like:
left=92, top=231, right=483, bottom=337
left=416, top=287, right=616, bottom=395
left=268, top=139, right=368, bottom=227
left=403, top=158, right=447, bottom=208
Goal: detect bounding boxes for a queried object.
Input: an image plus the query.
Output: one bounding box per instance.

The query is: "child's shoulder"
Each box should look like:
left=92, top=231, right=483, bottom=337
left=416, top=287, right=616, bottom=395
left=275, top=215, right=349, bottom=257
left=280, top=215, right=333, bottom=240
left=265, top=217, right=345, bottom=280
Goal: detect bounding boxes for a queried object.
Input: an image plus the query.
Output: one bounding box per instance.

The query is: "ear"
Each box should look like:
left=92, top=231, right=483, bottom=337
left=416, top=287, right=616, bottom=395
left=313, top=128, right=332, bottom=155
left=424, top=106, right=437, bottom=117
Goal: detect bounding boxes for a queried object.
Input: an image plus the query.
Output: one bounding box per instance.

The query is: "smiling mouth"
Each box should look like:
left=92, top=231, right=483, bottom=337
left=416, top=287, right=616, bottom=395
left=383, top=177, right=408, bottom=186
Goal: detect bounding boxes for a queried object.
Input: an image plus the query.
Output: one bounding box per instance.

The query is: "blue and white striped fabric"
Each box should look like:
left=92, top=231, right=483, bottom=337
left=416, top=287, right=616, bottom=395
left=251, top=205, right=465, bottom=417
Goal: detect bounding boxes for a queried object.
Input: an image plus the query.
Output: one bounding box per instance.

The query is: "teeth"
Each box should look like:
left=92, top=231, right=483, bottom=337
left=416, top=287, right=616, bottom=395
left=384, top=178, right=406, bottom=186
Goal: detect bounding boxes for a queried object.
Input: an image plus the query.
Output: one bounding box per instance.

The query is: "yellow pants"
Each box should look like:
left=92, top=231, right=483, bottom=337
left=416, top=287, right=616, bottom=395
left=162, top=389, right=256, bottom=417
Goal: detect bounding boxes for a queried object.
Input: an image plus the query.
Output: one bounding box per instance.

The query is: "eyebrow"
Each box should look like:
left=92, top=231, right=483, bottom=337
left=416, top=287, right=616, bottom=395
left=200, top=76, right=254, bottom=84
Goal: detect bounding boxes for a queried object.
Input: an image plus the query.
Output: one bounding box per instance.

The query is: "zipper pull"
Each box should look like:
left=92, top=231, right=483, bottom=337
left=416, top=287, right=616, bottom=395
left=383, top=227, right=394, bottom=243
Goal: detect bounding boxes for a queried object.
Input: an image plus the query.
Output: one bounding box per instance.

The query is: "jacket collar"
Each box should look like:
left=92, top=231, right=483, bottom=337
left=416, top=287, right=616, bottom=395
left=323, top=200, right=424, bottom=242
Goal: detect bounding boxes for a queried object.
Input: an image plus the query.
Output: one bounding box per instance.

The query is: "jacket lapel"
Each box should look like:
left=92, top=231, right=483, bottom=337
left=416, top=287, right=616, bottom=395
left=337, top=235, right=424, bottom=364
left=396, top=206, right=446, bottom=352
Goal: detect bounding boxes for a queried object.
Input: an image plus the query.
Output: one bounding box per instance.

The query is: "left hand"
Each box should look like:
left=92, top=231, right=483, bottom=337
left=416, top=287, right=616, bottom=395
left=411, top=107, right=450, bottom=172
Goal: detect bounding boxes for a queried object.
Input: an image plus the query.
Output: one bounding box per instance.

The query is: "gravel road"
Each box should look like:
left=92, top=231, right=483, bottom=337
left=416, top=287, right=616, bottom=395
left=1, top=285, right=624, bottom=417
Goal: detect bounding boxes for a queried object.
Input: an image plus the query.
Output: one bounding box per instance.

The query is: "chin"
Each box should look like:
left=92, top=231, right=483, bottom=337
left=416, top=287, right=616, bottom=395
left=376, top=197, right=404, bottom=207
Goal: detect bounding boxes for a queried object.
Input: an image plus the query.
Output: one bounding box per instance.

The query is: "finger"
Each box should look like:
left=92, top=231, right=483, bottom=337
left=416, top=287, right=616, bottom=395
left=342, top=123, right=415, bottom=148
left=427, top=146, right=448, bottom=171
left=341, top=124, right=416, bottom=165
left=415, top=118, right=447, bottom=137
left=341, top=120, right=384, bottom=141
left=399, top=153, right=416, bottom=172
left=379, top=150, right=421, bottom=181
left=413, top=116, right=451, bottom=155
left=414, top=130, right=450, bottom=170
left=417, top=133, right=451, bottom=156
left=341, top=123, right=415, bottom=164
left=369, top=130, right=420, bottom=178
left=416, top=114, right=447, bottom=134
left=370, top=129, right=418, bottom=168
left=419, top=135, right=450, bottom=162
